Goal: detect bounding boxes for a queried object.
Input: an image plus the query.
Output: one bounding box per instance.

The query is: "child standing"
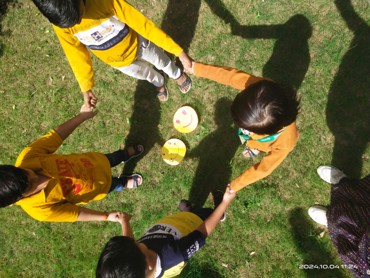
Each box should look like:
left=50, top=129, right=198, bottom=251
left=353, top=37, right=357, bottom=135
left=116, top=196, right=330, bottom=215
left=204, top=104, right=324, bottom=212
left=31, top=0, right=192, bottom=104
left=186, top=62, right=300, bottom=192
left=96, top=187, right=236, bottom=277
left=0, top=105, right=144, bottom=223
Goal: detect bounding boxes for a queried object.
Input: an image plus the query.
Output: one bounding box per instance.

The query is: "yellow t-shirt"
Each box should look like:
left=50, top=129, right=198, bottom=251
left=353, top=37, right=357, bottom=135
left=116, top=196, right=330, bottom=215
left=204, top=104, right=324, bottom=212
left=15, top=130, right=112, bottom=222
left=140, top=212, right=204, bottom=277
left=53, top=0, right=183, bottom=92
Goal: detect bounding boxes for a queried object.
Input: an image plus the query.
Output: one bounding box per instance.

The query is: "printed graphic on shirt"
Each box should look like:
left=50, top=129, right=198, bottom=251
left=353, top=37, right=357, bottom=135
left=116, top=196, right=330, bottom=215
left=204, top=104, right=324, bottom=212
left=55, top=157, right=94, bottom=197
left=74, top=16, right=129, bottom=50
left=143, top=223, right=182, bottom=239
left=186, top=241, right=200, bottom=258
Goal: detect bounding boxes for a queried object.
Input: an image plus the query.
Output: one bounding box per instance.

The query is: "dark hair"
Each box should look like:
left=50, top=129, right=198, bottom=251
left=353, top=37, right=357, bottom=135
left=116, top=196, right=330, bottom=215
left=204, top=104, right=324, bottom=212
left=0, top=165, right=29, bottom=208
left=96, top=236, right=146, bottom=278
left=231, top=80, right=300, bottom=135
left=32, top=0, right=82, bottom=28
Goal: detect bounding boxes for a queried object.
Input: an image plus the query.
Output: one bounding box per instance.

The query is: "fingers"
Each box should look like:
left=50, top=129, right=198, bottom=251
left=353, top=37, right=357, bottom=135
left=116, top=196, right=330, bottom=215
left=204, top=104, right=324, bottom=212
left=89, top=93, right=98, bottom=106
left=82, top=90, right=98, bottom=108
left=108, top=211, right=132, bottom=223
left=179, top=51, right=193, bottom=72
left=184, top=60, right=195, bottom=75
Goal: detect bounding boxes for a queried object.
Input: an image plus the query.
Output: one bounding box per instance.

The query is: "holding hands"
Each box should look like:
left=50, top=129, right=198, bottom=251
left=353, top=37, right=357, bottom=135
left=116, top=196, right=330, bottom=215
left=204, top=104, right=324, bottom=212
left=79, top=104, right=98, bottom=120
left=82, top=90, right=98, bottom=109
left=178, top=51, right=193, bottom=73
left=110, top=211, right=132, bottom=224
left=223, top=185, right=237, bottom=204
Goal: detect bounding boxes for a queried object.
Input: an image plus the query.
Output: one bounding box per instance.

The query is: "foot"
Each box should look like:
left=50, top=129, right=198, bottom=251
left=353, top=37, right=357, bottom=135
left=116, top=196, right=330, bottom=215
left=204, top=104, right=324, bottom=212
left=121, top=174, right=143, bottom=189
left=156, top=85, right=169, bottom=102
left=122, top=145, right=144, bottom=163
left=176, top=73, right=192, bottom=94
left=242, top=147, right=260, bottom=158
left=178, top=199, right=192, bottom=212
left=317, top=166, right=346, bottom=184
left=308, top=205, right=328, bottom=226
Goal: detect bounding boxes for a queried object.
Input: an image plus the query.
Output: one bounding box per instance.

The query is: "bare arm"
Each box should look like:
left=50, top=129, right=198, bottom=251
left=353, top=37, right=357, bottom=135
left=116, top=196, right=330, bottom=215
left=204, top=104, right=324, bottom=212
left=76, top=207, right=122, bottom=222
left=116, top=212, right=135, bottom=238
left=54, top=105, right=97, bottom=141
left=196, top=186, right=236, bottom=237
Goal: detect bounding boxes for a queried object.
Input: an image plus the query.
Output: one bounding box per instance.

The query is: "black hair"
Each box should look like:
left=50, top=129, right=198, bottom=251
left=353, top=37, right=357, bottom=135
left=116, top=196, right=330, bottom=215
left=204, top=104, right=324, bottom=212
left=231, top=80, right=300, bottom=135
left=0, top=165, right=29, bottom=207
left=32, top=0, right=82, bottom=28
left=96, top=236, right=146, bottom=278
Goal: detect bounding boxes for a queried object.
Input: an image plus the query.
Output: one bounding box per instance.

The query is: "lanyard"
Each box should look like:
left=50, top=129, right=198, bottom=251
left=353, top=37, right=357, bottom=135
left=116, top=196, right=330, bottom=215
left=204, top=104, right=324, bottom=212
left=238, top=128, right=285, bottom=143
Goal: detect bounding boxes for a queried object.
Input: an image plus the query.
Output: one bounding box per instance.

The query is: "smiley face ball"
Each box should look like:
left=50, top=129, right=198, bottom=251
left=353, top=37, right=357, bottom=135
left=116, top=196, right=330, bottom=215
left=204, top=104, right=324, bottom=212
left=173, top=106, right=198, bottom=133
left=161, top=139, right=187, bottom=166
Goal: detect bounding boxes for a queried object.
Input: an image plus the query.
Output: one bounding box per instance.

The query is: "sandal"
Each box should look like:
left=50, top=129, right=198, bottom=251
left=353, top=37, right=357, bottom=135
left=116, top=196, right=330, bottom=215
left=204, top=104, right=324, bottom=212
left=120, top=174, right=143, bottom=189
left=122, top=145, right=144, bottom=163
left=177, top=73, right=192, bottom=94
left=242, top=147, right=260, bottom=158
left=156, top=85, right=169, bottom=102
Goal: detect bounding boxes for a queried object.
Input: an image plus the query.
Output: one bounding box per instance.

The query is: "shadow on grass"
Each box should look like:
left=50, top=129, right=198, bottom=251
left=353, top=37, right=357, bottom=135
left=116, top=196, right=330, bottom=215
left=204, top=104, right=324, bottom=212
left=187, top=98, right=239, bottom=208
left=180, top=259, right=223, bottom=278
left=184, top=3, right=311, bottom=207
left=204, top=0, right=312, bottom=89
left=326, top=0, right=370, bottom=178
left=123, top=1, right=201, bottom=174
left=0, top=0, right=18, bottom=57
left=289, top=207, right=347, bottom=278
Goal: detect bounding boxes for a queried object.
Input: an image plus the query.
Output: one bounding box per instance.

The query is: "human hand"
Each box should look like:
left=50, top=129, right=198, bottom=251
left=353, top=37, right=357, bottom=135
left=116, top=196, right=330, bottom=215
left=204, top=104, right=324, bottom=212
left=223, top=185, right=237, bottom=203
left=184, top=60, right=195, bottom=75
left=79, top=104, right=98, bottom=120
left=178, top=51, right=193, bottom=72
left=82, top=90, right=98, bottom=109
left=107, top=211, right=131, bottom=223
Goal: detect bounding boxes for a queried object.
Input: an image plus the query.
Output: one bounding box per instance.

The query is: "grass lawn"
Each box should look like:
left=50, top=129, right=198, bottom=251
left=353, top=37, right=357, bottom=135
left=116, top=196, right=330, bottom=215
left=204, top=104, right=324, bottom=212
left=0, top=0, right=369, bottom=277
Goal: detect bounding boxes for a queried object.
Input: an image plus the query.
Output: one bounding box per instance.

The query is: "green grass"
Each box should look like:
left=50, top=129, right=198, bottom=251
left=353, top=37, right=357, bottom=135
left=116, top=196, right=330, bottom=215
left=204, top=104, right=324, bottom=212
left=1, top=0, right=369, bottom=277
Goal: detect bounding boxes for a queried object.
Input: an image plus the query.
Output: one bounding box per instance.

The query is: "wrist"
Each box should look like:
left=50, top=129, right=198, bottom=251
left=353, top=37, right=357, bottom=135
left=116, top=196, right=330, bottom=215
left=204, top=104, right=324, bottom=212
left=103, top=212, right=109, bottom=221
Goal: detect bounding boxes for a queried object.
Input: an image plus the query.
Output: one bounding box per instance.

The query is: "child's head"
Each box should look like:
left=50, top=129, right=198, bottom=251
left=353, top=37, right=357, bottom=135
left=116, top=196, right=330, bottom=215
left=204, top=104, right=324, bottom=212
left=96, top=236, right=146, bottom=278
left=0, top=165, right=29, bottom=208
left=231, top=80, right=300, bottom=135
left=32, top=0, right=83, bottom=28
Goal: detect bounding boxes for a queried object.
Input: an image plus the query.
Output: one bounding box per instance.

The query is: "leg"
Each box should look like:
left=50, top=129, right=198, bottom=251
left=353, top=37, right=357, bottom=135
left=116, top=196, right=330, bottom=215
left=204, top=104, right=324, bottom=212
left=109, top=174, right=143, bottom=192
left=115, top=60, right=165, bottom=88
left=138, top=36, right=192, bottom=94
left=138, top=36, right=181, bottom=80
left=104, top=145, right=144, bottom=167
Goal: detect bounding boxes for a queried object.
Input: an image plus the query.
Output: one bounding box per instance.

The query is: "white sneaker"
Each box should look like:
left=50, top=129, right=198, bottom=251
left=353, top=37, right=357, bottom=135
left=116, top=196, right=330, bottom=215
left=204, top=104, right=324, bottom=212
left=317, top=166, right=346, bottom=184
left=308, top=205, right=328, bottom=226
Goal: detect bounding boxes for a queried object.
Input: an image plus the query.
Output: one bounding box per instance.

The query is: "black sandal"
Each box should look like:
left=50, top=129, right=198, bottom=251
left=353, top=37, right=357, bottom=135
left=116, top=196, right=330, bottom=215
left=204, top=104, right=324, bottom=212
left=177, top=73, right=192, bottom=94
left=156, top=85, right=169, bottom=102
left=122, top=145, right=144, bottom=163
left=120, top=174, right=143, bottom=189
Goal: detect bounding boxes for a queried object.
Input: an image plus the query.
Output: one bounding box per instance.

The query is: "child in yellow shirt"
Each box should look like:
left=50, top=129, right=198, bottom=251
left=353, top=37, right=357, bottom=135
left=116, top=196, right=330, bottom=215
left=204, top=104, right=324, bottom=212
left=0, top=106, right=144, bottom=222
left=31, top=0, right=192, bottom=103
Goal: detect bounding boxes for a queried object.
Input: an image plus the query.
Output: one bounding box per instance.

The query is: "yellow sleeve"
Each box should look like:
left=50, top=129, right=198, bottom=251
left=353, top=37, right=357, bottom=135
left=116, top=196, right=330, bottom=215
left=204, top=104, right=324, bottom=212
left=112, top=0, right=183, bottom=56
left=23, top=203, right=79, bottom=222
left=230, top=147, right=290, bottom=192
left=15, top=130, right=63, bottom=166
left=53, top=25, right=94, bottom=92
left=193, top=62, right=263, bottom=90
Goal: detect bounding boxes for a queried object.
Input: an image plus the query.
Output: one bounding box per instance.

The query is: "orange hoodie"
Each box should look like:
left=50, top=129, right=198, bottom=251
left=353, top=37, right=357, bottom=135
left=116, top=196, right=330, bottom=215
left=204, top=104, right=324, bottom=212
left=194, top=62, right=299, bottom=192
